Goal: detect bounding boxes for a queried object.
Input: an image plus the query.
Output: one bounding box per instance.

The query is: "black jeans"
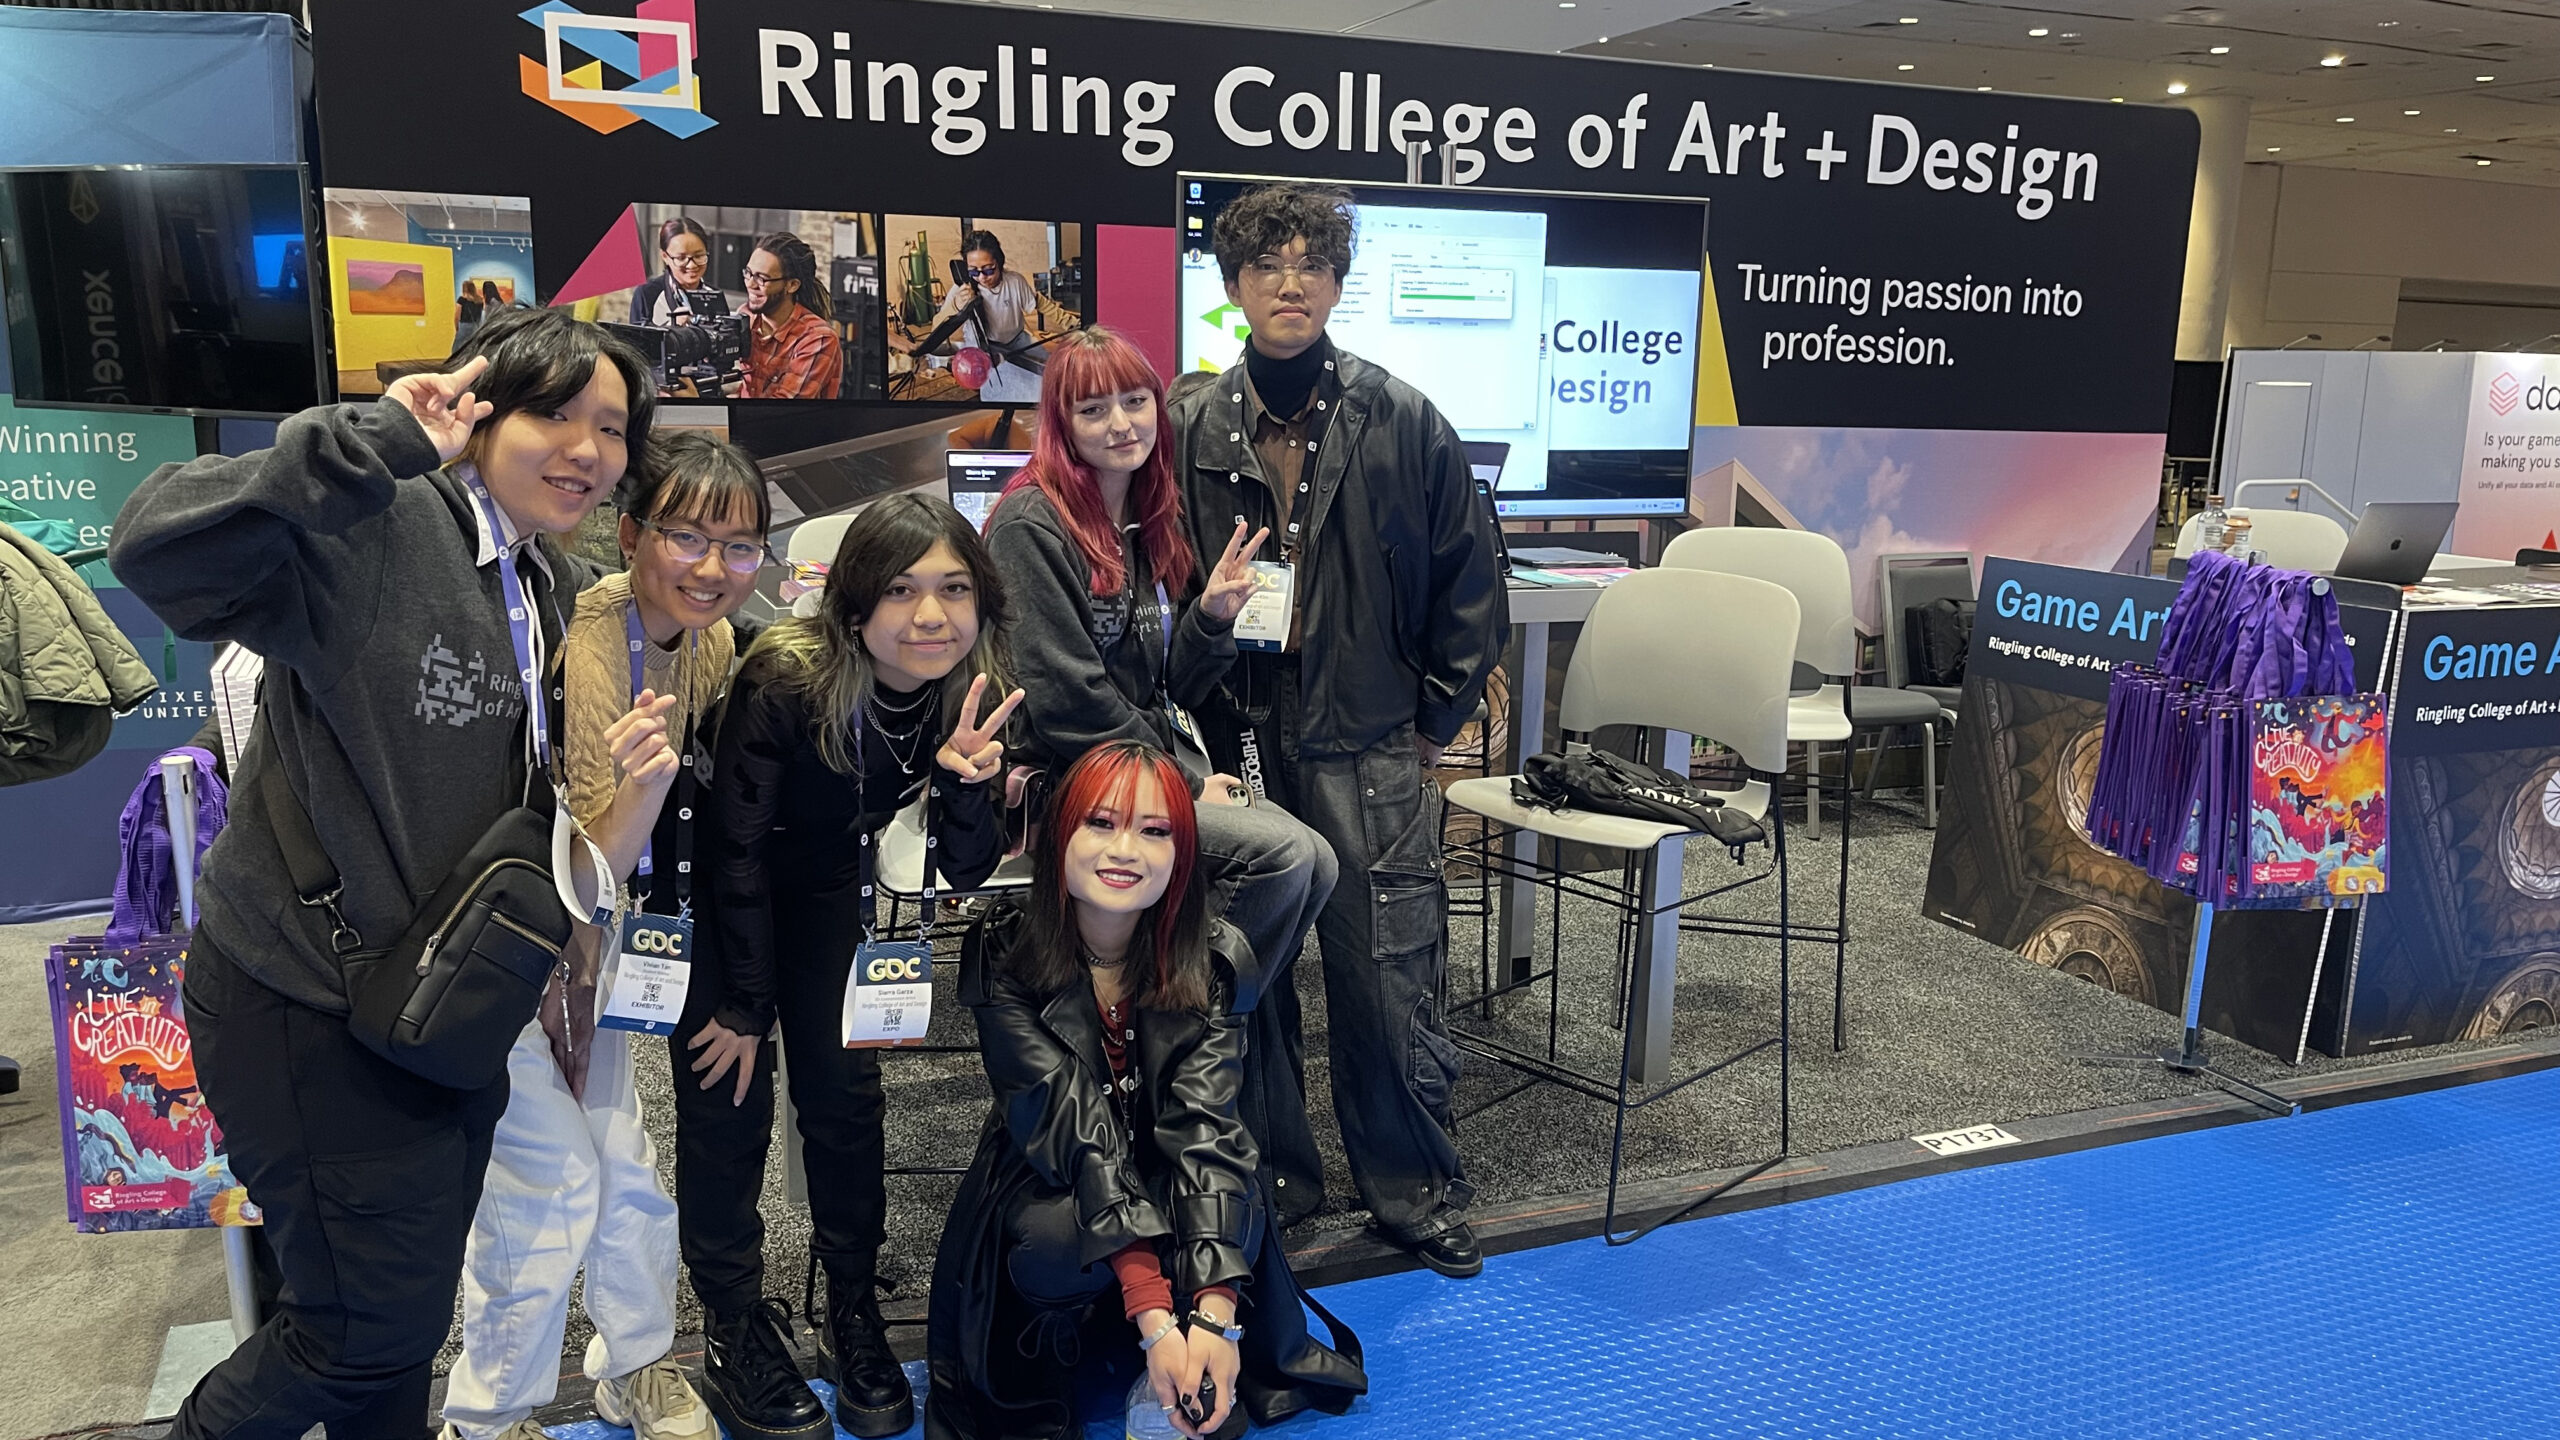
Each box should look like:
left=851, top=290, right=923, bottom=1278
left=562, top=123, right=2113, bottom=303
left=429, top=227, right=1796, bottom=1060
left=174, top=932, right=508, bottom=1440
left=1256, top=665, right=1473, bottom=1241
left=669, top=916, right=887, bottom=1315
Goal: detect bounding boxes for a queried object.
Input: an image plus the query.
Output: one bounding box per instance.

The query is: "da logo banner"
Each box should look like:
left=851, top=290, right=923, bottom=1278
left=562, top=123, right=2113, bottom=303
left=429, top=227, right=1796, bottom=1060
left=518, top=0, right=716, bottom=138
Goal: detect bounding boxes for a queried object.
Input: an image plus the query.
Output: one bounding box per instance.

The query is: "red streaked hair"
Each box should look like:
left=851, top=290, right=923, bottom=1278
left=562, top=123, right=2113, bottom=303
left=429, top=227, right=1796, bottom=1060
left=1002, top=326, right=1196, bottom=598
left=1035, top=741, right=1209, bottom=1012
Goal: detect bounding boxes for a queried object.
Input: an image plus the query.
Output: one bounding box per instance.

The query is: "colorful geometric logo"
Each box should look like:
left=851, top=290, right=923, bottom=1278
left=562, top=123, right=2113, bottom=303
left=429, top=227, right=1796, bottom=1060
left=518, top=0, right=715, bottom=138
left=2490, top=371, right=2522, bottom=416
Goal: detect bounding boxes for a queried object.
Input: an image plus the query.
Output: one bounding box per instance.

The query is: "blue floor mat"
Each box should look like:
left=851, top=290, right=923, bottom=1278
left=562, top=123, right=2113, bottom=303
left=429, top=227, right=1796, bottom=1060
left=545, top=1066, right=2560, bottom=1438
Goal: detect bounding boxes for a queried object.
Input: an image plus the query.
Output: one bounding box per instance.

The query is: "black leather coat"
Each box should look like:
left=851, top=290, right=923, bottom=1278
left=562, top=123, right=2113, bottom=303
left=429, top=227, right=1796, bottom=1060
left=923, top=902, right=1364, bottom=1439
left=1168, top=341, right=1508, bottom=757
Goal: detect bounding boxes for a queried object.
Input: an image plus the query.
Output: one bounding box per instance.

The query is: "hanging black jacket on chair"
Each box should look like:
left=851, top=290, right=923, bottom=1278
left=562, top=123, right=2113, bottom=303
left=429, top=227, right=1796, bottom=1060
left=924, top=901, right=1365, bottom=1440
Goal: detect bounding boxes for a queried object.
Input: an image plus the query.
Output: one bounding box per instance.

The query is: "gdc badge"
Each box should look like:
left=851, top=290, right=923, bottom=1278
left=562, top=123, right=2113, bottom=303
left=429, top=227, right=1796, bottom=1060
left=600, top=913, right=693, bottom=1036
left=842, top=940, right=934, bottom=1049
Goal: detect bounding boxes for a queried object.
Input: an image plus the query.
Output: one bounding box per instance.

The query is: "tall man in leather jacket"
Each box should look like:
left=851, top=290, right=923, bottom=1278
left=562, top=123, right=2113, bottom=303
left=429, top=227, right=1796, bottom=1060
left=1168, top=182, right=1508, bottom=1278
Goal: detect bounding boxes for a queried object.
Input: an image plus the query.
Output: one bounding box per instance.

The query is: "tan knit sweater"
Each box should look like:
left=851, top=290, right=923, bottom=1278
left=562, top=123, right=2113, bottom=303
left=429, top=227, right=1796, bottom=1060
left=562, top=570, right=736, bottom=834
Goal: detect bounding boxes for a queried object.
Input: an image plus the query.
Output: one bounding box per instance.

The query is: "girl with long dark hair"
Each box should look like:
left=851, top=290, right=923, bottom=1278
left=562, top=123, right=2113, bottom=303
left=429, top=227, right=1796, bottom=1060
left=113, top=307, right=655, bottom=1439
left=924, top=741, right=1363, bottom=1440
left=687, top=493, right=1023, bottom=1440
left=983, top=325, right=1335, bottom=1224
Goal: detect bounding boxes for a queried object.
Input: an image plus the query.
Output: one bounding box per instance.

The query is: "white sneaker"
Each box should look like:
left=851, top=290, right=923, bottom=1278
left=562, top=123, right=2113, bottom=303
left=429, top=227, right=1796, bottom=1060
left=438, top=1423, right=553, bottom=1440
left=594, top=1358, right=715, bottom=1440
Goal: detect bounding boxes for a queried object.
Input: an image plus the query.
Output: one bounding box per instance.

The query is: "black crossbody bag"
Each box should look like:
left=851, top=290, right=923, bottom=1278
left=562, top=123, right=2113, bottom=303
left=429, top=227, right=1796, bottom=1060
left=257, top=678, right=577, bottom=1091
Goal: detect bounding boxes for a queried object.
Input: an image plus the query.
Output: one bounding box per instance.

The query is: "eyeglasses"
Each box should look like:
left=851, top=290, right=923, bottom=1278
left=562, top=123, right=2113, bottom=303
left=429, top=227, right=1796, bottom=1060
left=663, top=249, right=709, bottom=269
left=1243, top=254, right=1337, bottom=287
left=646, top=519, right=774, bottom=573
left=741, top=268, right=787, bottom=290
left=965, top=264, right=1001, bottom=279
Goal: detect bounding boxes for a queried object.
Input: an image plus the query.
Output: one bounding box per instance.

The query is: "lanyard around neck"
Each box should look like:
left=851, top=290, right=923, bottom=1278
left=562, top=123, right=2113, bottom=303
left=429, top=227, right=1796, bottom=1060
left=626, top=601, right=700, bottom=909
left=462, top=474, right=552, bottom=774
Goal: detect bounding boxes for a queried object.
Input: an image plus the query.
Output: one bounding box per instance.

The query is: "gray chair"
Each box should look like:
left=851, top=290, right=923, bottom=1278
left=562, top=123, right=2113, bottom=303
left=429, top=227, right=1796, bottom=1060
left=1443, top=567, right=1799, bottom=1243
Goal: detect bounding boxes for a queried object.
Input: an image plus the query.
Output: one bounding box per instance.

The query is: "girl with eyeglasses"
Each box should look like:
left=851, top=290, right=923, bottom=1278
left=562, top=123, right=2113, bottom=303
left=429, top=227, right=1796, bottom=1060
left=890, top=229, right=1074, bottom=400
left=439, top=431, right=771, bottom=1440
left=693, top=494, right=1024, bottom=1440
left=629, top=215, right=723, bottom=328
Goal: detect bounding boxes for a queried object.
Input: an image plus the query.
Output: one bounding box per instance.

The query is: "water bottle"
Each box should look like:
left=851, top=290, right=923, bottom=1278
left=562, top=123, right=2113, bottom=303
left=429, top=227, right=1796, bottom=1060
left=2223, top=515, right=2255, bottom=562
left=1126, top=1375, right=1182, bottom=1440
left=2197, top=492, right=2228, bottom=552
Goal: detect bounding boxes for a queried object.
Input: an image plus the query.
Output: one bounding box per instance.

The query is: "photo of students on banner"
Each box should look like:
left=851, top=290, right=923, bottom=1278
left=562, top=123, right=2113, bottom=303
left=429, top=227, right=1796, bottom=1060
left=320, top=189, right=534, bottom=398
left=883, top=217, right=1086, bottom=403
left=588, top=206, right=883, bottom=403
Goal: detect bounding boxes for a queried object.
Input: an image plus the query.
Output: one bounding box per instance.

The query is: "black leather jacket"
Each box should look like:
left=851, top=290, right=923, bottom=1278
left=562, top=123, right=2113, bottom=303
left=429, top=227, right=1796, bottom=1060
left=959, top=900, right=1260, bottom=1288
left=927, top=902, right=1365, bottom=1440
left=1169, top=341, right=1508, bottom=756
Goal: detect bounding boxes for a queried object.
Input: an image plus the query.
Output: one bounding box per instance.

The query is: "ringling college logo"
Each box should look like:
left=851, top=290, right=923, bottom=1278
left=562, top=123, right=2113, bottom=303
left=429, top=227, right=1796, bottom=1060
left=2489, top=371, right=2522, bottom=417
left=518, top=0, right=716, bottom=137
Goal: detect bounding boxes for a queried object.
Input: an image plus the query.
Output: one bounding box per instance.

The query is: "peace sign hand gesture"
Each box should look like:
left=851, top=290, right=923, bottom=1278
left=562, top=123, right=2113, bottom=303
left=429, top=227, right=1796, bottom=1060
left=386, top=354, right=495, bottom=464
left=935, top=673, right=1026, bottom=785
left=1199, top=520, right=1272, bottom=624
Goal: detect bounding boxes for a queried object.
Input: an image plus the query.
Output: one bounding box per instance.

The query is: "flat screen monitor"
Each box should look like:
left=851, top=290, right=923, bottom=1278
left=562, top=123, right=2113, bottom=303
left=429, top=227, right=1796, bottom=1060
left=1179, top=175, right=1705, bottom=521
left=0, top=165, right=325, bottom=417
left=947, top=449, right=1027, bottom=531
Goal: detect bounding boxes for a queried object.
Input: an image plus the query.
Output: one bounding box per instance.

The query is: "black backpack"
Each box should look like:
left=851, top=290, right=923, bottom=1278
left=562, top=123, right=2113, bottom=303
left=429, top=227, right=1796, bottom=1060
left=1908, top=596, right=1975, bottom=688
left=1511, top=748, right=1766, bottom=855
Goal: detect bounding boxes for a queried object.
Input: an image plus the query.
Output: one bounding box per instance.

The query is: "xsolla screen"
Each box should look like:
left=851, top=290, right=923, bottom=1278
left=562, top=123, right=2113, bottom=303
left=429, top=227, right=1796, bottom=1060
left=1179, top=176, right=1705, bottom=520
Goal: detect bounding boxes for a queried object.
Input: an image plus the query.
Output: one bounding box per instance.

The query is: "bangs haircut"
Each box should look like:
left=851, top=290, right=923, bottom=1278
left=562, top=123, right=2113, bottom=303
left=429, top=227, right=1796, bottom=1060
left=1011, top=741, right=1210, bottom=1014
left=743, top=491, right=1012, bottom=774
left=1210, top=183, right=1355, bottom=285
left=445, top=306, right=657, bottom=480
left=625, top=430, right=771, bottom=538
left=1004, top=326, right=1194, bottom=597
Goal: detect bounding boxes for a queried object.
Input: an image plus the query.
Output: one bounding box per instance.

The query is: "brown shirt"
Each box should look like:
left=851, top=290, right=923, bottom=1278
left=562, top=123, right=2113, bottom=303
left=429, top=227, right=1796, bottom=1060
left=1240, top=365, right=1319, bottom=556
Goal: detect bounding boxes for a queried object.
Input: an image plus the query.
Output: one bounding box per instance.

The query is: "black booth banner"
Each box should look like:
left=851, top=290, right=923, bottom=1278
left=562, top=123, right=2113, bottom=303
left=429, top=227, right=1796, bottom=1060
left=1925, top=559, right=2396, bottom=1062
left=305, top=0, right=2198, bottom=435
left=2344, top=604, right=2560, bottom=1055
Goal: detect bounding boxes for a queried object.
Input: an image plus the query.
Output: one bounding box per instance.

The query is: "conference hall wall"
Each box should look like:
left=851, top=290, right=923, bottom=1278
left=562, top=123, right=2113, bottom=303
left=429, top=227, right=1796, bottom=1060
left=308, top=0, right=2195, bottom=604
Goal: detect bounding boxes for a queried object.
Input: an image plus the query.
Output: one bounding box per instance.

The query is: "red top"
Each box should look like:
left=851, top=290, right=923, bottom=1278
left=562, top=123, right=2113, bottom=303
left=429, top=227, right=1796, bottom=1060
left=741, top=304, right=842, bottom=399
left=1097, top=992, right=1239, bottom=1322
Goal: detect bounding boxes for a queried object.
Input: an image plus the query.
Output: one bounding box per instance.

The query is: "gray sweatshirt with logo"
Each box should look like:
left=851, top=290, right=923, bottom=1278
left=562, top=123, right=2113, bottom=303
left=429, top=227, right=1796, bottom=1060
left=110, top=400, right=568, bottom=1016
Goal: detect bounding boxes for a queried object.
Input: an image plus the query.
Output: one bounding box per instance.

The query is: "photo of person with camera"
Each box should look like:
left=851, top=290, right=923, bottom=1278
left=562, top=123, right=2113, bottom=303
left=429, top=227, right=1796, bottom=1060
left=623, top=215, right=737, bottom=398
left=596, top=207, right=873, bottom=402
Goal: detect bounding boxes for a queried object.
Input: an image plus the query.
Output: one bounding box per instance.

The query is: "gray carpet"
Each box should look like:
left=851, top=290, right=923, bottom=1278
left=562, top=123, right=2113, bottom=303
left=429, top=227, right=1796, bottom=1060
left=0, top=787, right=2503, bottom=1434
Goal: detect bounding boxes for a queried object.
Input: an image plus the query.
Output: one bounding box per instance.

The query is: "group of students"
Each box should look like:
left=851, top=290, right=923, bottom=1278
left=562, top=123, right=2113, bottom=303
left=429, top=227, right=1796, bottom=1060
left=109, top=181, right=1507, bottom=1440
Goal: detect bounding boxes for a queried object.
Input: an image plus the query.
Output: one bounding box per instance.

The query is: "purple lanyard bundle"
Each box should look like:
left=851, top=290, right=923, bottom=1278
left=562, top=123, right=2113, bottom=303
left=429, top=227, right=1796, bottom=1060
left=2085, top=549, right=2363, bottom=903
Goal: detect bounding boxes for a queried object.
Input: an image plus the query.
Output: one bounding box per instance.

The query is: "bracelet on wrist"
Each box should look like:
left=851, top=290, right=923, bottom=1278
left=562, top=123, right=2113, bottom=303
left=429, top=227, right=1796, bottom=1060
left=1138, top=1314, right=1181, bottom=1351
left=1189, top=1309, right=1244, bottom=1343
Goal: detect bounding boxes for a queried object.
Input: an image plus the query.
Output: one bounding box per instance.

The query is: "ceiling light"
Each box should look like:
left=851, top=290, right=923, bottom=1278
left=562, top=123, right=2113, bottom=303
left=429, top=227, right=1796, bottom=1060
left=2267, top=147, right=2282, bottom=153
left=2059, top=32, right=2079, bottom=38
left=1977, top=85, right=1993, bottom=91
left=1898, top=15, right=1918, bottom=23
left=2446, top=127, right=2459, bottom=132
left=2377, top=18, right=2398, bottom=25
left=2166, top=81, right=2188, bottom=95
left=2336, top=115, right=2355, bottom=123
left=2110, top=96, right=2124, bottom=103
left=2209, top=45, right=2230, bottom=55
left=1557, top=2, right=1573, bottom=7
left=2478, top=158, right=2492, bottom=166
left=1898, top=63, right=1915, bottom=70
left=2027, top=27, right=2048, bottom=36
left=2405, top=109, right=2421, bottom=115
left=2320, top=54, right=2345, bottom=67
left=2476, top=75, right=2495, bottom=82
